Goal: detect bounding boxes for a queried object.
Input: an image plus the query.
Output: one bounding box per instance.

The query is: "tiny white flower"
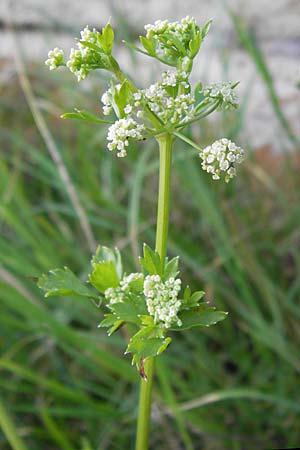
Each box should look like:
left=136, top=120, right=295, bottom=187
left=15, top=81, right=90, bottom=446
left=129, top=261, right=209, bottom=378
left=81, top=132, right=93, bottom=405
left=101, top=92, right=110, bottom=105
left=124, top=104, right=132, bottom=114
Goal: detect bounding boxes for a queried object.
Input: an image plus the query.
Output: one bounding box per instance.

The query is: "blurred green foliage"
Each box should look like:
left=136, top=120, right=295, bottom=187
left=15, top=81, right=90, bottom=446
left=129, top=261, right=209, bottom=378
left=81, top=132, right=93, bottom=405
left=0, top=14, right=300, bottom=450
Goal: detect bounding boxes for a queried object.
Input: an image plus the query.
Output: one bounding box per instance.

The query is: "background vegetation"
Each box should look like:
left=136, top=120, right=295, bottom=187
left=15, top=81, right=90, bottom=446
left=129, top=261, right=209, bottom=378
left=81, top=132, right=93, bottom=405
left=1, top=12, right=300, bottom=450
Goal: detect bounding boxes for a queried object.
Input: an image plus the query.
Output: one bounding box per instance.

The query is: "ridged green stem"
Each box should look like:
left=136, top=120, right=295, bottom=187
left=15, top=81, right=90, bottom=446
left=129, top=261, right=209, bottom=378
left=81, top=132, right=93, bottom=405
left=135, top=133, right=173, bottom=450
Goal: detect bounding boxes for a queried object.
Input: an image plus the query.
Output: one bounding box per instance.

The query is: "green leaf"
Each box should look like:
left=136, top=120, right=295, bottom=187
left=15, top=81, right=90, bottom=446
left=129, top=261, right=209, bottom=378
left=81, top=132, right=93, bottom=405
left=140, top=315, right=155, bottom=327
left=38, top=267, right=98, bottom=300
left=189, top=31, right=202, bottom=58
left=100, top=22, right=114, bottom=54
left=180, top=290, right=205, bottom=310
left=78, top=40, right=103, bottom=54
left=163, top=256, right=179, bottom=280
left=231, top=81, right=240, bottom=89
left=99, top=314, right=123, bottom=336
left=126, top=328, right=172, bottom=365
left=91, top=245, right=122, bottom=278
left=61, top=109, right=113, bottom=124
left=140, top=36, right=156, bottom=55
left=108, top=294, right=148, bottom=325
left=118, top=80, right=133, bottom=112
left=201, top=19, right=213, bottom=39
left=171, top=306, right=228, bottom=331
left=139, top=243, right=162, bottom=276
left=164, top=31, right=185, bottom=54
left=124, top=274, right=144, bottom=293
left=183, top=285, right=191, bottom=300
left=89, top=261, right=119, bottom=293
left=122, top=40, right=149, bottom=57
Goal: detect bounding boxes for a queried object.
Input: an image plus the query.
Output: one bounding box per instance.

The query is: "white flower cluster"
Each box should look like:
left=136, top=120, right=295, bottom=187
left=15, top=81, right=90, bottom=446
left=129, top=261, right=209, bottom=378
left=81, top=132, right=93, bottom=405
left=45, top=26, right=109, bottom=81
left=66, top=48, right=88, bottom=81
left=104, top=287, right=123, bottom=305
left=144, top=17, right=198, bottom=66
left=130, top=82, right=195, bottom=125
left=45, top=48, right=65, bottom=70
left=144, top=19, right=169, bottom=35
left=162, top=69, right=189, bottom=88
left=143, top=275, right=182, bottom=328
left=203, top=82, right=238, bottom=110
left=66, top=26, right=100, bottom=81
left=101, top=85, right=121, bottom=116
left=105, top=273, right=144, bottom=305
left=107, top=118, right=145, bottom=157
left=199, top=138, right=245, bottom=183
left=120, top=273, right=144, bottom=291
left=145, top=16, right=197, bottom=39
left=79, top=26, right=97, bottom=47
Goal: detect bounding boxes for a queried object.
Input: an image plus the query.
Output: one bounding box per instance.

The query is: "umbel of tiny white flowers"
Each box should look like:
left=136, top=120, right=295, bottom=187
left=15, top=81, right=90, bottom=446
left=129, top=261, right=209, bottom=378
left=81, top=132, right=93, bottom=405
left=45, top=47, right=65, bottom=71
left=107, top=118, right=145, bottom=157
left=203, top=81, right=239, bottom=110
left=45, top=18, right=245, bottom=181
left=104, top=272, right=182, bottom=329
left=143, top=16, right=202, bottom=71
left=101, top=70, right=195, bottom=157
left=45, top=24, right=117, bottom=81
left=199, top=138, right=245, bottom=183
left=143, top=275, right=182, bottom=328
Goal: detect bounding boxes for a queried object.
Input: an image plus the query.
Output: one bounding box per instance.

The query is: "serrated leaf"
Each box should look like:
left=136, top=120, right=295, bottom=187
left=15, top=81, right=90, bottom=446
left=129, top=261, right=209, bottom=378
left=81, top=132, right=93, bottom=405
left=180, top=290, right=208, bottom=310
left=163, top=256, right=179, bottom=280
left=181, top=290, right=205, bottom=310
left=91, top=245, right=122, bottom=278
left=156, top=337, right=172, bottom=355
left=99, top=314, right=116, bottom=328
left=61, top=109, right=113, bottom=124
left=140, top=36, right=156, bottom=55
left=99, top=314, right=123, bottom=335
left=126, top=333, right=172, bottom=365
left=171, top=306, right=228, bottom=331
left=38, top=267, right=98, bottom=300
left=139, top=243, right=162, bottom=276
left=108, top=294, right=148, bottom=325
left=89, top=261, right=119, bottom=293
left=100, top=22, right=114, bottom=54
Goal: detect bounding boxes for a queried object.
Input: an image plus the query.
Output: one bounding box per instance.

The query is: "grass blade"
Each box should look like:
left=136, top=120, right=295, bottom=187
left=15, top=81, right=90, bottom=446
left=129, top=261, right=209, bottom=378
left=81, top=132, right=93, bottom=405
left=0, top=398, right=29, bottom=450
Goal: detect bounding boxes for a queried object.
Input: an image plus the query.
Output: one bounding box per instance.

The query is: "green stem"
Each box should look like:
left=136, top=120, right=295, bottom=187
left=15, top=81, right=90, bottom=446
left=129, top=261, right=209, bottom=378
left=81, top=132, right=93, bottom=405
left=135, top=133, right=173, bottom=450
left=155, top=133, right=173, bottom=260
left=135, top=357, right=155, bottom=450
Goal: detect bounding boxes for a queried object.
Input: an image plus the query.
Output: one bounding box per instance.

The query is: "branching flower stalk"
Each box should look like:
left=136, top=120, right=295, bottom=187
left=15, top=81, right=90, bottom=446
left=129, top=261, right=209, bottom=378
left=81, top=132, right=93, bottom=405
left=40, top=16, right=245, bottom=450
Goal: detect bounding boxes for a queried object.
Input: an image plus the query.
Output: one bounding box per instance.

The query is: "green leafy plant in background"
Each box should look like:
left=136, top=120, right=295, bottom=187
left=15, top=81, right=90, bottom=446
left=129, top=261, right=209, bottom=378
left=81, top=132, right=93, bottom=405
left=39, top=17, right=244, bottom=450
